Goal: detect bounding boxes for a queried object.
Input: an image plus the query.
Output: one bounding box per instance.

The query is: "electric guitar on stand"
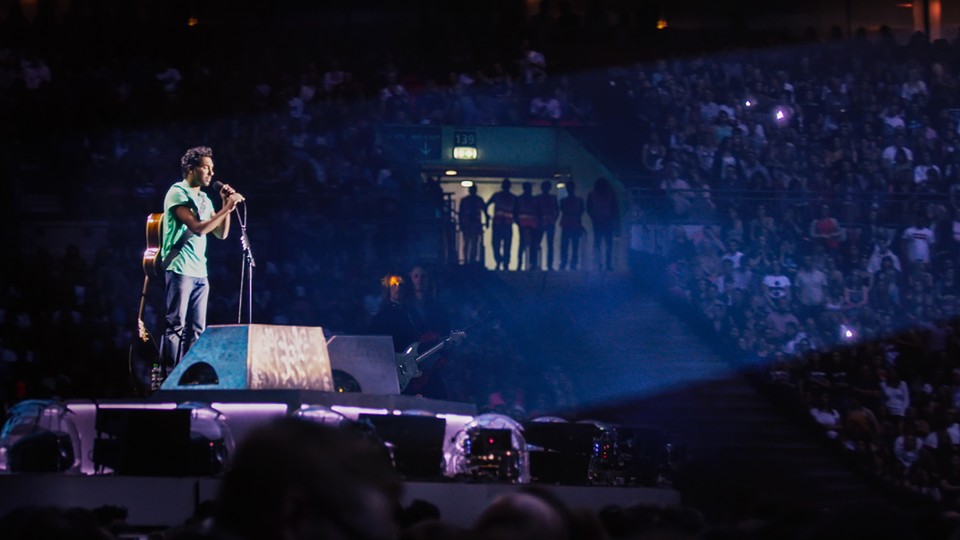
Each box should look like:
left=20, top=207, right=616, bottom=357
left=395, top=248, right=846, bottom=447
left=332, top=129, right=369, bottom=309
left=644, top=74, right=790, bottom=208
left=395, top=330, right=466, bottom=392
left=395, top=313, right=495, bottom=393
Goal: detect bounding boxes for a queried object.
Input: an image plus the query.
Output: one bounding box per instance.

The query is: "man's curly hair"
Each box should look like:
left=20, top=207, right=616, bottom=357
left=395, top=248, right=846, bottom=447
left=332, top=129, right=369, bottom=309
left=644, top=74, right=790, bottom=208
left=180, top=146, right=213, bottom=176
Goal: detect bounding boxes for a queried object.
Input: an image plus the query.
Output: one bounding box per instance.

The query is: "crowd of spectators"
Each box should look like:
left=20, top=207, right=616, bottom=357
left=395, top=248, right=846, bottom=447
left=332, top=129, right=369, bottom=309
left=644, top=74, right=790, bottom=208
left=617, top=23, right=960, bottom=513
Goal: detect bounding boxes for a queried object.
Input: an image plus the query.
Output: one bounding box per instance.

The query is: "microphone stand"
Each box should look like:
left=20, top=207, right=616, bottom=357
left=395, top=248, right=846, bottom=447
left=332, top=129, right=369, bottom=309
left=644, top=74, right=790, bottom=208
left=236, top=203, right=256, bottom=324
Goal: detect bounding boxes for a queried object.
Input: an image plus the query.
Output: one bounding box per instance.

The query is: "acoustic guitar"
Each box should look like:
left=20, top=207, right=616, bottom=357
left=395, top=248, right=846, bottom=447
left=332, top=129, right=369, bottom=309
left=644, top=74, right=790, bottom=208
left=129, top=213, right=164, bottom=395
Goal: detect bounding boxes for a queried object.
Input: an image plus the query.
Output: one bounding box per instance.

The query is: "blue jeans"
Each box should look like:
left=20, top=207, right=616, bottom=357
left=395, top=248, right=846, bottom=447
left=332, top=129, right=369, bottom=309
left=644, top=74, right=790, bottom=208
left=161, top=271, right=209, bottom=368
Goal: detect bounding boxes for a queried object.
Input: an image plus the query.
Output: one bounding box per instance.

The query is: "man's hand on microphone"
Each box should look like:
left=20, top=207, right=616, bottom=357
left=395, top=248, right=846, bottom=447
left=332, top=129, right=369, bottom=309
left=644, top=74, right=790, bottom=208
left=217, top=182, right=244, bottom=210
left=217, top=182, right=236, bottom=197
left=224, top=192, right=245, bottom=211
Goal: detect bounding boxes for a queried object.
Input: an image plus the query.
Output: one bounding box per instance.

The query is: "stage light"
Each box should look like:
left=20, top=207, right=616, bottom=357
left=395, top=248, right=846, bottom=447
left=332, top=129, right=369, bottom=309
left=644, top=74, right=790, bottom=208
left=294, top=405, right=349, bottom=427
left=460, top=180, right=474, bottom=188
left=577, top=420, right=624, bottom=486
left=840, top=324, right=857, bottom=342
left=444, top=170, right=458, bottom=176
left=177, top=402, right=235, bottom=476
left=0, top=400, right=81, bottom=473
left=330, top=406, right=390, bottom=418
left=775, top=108, right=788, bottom=124
left=530, top=416, right=568, bottom=423
left=445, top=413, right=530, bottom=483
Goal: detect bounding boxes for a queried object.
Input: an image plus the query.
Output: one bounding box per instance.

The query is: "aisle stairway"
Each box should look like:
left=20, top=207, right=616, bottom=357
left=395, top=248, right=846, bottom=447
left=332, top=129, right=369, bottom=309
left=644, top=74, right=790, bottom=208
left=486, top=268, right=889, bottom=515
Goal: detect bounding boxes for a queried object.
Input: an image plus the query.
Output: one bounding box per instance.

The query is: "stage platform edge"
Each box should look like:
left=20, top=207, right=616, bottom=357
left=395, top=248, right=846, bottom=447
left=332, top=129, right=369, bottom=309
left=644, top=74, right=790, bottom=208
left=7, top=393, right=679, bottom=530
left=148, top=388, right=476, bottom=416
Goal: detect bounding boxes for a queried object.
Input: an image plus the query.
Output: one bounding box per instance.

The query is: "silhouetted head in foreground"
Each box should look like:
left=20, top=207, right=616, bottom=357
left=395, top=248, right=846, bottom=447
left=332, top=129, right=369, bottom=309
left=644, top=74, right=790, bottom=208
left=214, top=417, right=402, bottom=540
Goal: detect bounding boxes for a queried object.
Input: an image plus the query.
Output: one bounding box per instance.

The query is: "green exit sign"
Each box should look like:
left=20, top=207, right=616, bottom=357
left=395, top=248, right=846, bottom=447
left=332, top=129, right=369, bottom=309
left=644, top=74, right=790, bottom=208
left=453, top=131, right=477, bottom=160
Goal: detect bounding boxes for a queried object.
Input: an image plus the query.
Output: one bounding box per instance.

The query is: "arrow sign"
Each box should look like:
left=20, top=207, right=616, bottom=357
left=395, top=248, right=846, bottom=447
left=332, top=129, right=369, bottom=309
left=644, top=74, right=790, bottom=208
left=380, top=126, right=442, bottom=161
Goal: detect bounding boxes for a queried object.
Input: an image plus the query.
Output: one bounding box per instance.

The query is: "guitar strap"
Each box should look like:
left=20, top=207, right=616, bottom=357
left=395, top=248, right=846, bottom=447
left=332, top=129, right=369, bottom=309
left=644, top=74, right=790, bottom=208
left=158, top=228, right=194, bottom=273
left=160, top=184, right=200, bottom=273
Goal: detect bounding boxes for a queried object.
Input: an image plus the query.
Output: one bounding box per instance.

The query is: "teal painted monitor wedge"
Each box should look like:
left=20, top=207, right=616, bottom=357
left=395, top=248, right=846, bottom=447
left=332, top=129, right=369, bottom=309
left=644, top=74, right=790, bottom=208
left=159, top=324, right=334, bottom=392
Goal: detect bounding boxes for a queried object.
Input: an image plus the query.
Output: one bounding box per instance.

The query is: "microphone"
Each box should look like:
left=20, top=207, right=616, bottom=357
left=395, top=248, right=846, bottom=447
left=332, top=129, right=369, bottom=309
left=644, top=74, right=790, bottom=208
left=212, top=181, right=244, bottom=202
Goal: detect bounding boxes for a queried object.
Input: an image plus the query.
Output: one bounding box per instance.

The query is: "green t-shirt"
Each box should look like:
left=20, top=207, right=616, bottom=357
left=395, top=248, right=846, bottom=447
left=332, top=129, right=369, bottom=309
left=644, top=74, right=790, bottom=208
left=161, top=181, right=214, bottom=278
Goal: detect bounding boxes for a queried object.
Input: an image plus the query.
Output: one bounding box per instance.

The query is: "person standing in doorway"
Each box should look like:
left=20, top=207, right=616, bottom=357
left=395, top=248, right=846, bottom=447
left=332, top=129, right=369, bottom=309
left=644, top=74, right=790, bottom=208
left=559, top=180, right=585, bottom=271
left=458, top=184, right=488, bottom=265
left=487, top=178, right=518, bottom=270
left=515, top=182, right=540, bottom=271
left=534, top=180, right=559, bottom=270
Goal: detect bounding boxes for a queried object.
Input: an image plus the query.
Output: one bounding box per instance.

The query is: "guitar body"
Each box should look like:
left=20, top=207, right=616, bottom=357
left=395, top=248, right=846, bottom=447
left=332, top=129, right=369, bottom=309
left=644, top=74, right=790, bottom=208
left=142, top=213, right=163, bottom=278
left=401, top=332, right=445, bottom=395
left=403, top=359, right=443, bottom=395
left=395, top=341, right=424, bottom=392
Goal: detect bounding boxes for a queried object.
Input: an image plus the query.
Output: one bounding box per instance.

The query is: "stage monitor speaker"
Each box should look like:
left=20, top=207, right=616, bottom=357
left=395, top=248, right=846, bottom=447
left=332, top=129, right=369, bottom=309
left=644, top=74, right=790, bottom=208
left=359, top=413, right=446, bottom=479
left=523, top=422, right=599, bottom=485
left=326, top=335, right=400, bottom=394
left=523, top=422, right=598, bottom=454
left=93, top=408, right=192, bottom=476
left=160, top=324, right=333, bottom=391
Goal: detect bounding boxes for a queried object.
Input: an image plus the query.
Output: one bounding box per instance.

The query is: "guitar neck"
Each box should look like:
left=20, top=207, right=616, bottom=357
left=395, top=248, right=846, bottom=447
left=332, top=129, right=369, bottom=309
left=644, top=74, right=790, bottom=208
left=415, top=332, right=464, bottom=364
left=417, top=338, right=450, bottom=363
left=138, top=276, right=150, bottom=321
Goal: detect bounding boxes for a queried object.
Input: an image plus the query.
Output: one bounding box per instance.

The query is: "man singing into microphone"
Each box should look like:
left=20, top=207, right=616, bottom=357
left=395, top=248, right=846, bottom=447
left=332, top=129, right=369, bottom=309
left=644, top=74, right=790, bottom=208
left=160, top=146, right=244, bottom=372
